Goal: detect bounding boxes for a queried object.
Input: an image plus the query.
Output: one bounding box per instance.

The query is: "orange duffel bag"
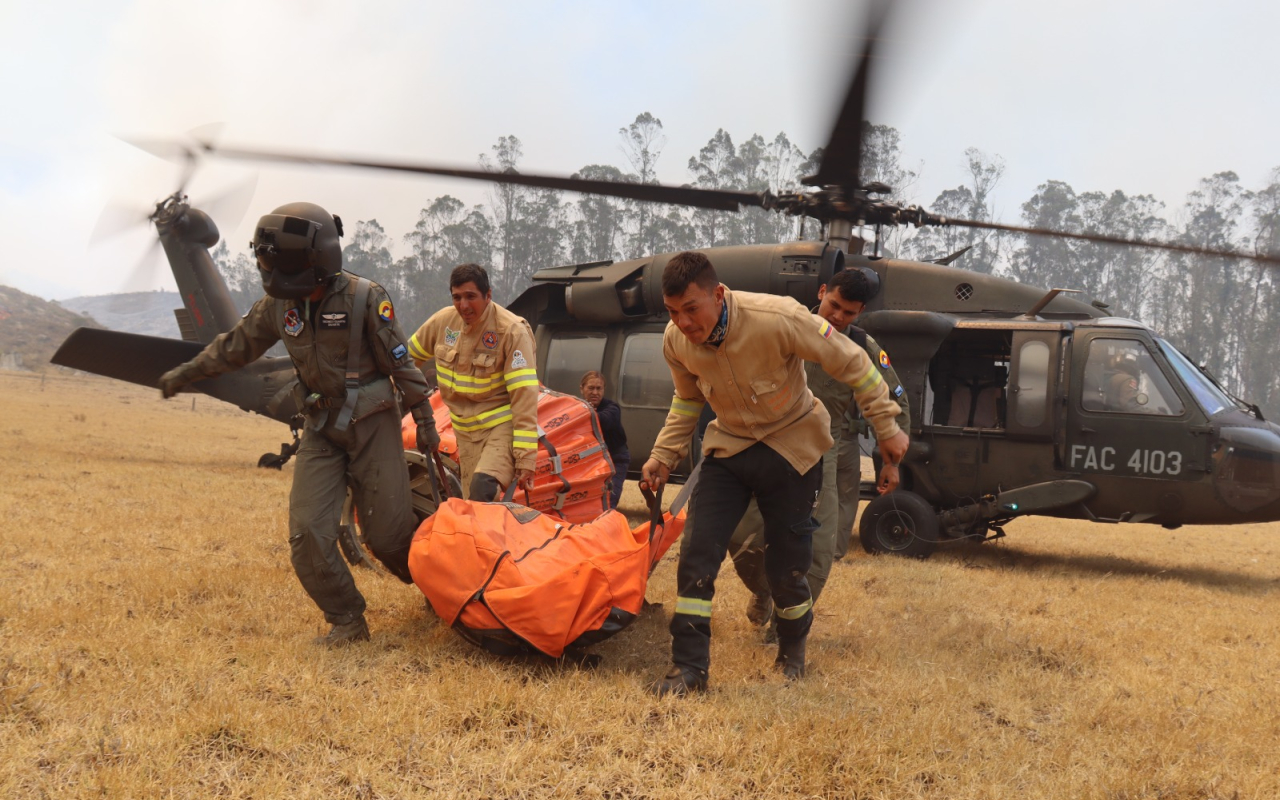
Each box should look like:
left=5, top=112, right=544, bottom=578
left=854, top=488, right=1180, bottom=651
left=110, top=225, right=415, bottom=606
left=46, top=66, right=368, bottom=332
left=409, top=479, right=694, bottom=659
left=402, top=387, right=614, bottom=524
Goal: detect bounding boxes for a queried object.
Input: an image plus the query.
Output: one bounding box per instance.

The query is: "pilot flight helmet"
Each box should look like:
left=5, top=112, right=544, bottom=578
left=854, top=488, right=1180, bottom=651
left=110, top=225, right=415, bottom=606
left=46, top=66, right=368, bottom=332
left=1107, top=350, right=1140, bottom=376
left=251, top=202, right=344, bottom=300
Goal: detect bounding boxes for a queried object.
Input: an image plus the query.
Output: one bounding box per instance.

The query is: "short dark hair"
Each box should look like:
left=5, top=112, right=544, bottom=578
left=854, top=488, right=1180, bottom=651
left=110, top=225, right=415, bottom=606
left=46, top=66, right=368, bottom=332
left=450, top=263, right=490, bottom=296
left=580, top=370, right=605, bottom=389
left=661, top=251, right=719, bottom=297
left=827, top=267, right=873, bottom=305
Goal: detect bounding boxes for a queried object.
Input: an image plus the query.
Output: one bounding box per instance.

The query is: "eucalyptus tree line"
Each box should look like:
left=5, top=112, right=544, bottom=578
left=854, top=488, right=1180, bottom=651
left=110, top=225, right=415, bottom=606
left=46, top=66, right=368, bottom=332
left=209, top=113, right=1280, bottom=416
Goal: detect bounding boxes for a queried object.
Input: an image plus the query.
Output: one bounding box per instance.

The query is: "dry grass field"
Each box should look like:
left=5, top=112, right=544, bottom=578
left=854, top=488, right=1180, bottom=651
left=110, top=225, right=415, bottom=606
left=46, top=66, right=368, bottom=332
left=3, top=370, right=1279, bottom=799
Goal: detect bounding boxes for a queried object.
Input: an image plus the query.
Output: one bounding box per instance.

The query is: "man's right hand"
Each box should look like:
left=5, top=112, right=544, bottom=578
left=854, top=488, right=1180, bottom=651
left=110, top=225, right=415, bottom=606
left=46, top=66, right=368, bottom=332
left=878, top=429, right=910, bottom=468
left=158, top=366, right=193, bottom=399
left=640, top=458, right=671, bottom=494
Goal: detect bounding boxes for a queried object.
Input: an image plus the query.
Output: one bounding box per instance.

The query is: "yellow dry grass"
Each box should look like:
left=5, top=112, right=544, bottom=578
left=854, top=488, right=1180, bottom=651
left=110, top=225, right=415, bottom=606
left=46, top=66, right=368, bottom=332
left=2, top=370, right=1279, bottom=799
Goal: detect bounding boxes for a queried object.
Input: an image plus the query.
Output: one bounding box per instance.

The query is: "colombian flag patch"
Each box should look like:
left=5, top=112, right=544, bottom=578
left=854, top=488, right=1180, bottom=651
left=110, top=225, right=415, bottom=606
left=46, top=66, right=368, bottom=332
left=378, top=300, right=394, bottom=322
left=818, top=319, right=833, bottom=339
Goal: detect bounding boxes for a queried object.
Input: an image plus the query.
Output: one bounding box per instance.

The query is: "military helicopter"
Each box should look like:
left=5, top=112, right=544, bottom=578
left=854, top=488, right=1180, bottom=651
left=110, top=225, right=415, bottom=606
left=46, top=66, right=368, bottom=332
left=54, top=1, right=1280, bottom=558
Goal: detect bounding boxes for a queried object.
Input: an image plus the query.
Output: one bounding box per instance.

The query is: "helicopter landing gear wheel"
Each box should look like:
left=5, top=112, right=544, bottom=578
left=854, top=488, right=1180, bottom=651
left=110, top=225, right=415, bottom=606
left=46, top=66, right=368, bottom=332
left=859, top=491, right=939, bottom=559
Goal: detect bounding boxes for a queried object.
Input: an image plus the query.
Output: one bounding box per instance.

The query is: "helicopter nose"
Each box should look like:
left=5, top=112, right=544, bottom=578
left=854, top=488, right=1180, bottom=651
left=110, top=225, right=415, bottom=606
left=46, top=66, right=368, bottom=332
left=1214, top=422, right=1280, bottom=515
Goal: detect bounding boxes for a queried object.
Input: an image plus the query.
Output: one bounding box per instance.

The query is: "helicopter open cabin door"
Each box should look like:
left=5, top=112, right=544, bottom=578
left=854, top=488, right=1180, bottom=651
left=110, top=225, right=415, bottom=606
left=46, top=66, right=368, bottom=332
left=1065, top=328, right=1210, bottom=521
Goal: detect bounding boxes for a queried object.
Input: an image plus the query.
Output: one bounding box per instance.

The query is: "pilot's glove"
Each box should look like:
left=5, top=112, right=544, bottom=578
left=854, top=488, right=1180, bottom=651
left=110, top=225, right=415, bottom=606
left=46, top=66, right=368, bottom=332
left=159, top=364, right=199, bottom=399
left=412, top=403, right=440, bottom=454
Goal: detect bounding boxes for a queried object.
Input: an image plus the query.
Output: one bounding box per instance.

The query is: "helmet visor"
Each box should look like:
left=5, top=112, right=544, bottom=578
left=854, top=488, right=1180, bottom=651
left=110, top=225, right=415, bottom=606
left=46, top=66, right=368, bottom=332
left=254, top=243, right=313, bottom=275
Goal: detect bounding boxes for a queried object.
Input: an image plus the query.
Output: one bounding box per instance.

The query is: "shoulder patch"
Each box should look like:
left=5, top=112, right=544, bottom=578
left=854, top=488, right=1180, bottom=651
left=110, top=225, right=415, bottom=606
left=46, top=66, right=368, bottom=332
left=391, top=343, right=408, bottom=360
left=283, top=307, right=304, bottom=337
left=482, top=331, right=498, bottom=349
left=377, top=299, right=394, bottom=322
left=879, top=350, right=891, bottom=369
left=444, top=326, right=460, bottom=346
left=818, top=319, right=834, bottom=340
left=511, top=350, right=528, bottom=369
left=892, top=384, right=904, bottom=398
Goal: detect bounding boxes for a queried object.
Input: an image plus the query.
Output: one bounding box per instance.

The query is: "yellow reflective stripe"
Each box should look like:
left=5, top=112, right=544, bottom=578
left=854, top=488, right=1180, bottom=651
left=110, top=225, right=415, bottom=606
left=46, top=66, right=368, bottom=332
left=675, top=597, right=712, bottom=618
left=504, top=368, right=537, bottom=381
left=506, top=378, right=539, bottom=391
left=776, top=599, right=813, bottom=620
left=449, top=404, right=514, bottom=432
left=513, top=429, right=538, bottom=449
left=407, top=335, right=432, bottom=361
left=851, top=368, right=884, bottom=395
left=670, top=396, right=705, bottom=418
left=437, top=364, right=502, bottom=388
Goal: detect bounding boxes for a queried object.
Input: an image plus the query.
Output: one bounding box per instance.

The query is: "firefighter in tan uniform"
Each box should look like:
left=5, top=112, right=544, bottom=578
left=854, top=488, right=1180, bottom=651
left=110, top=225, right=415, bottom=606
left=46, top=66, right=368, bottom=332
left=158, top=202, right=437, bottom=646
left=407, top=264, right=539, bottom=500
left=641, top=252, right=909, bottom=696
left=728, top=267, right=911, bottom=628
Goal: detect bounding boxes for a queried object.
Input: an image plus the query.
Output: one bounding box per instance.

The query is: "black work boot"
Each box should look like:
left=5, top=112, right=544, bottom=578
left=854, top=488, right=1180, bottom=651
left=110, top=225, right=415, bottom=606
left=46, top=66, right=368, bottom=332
left=313, top=616, right=370, bottom=647
left=647, top=666, right=708, bottom=697
left=774, top=635, right=807, bottom=680
left=745, top=592, right=773, bottom=626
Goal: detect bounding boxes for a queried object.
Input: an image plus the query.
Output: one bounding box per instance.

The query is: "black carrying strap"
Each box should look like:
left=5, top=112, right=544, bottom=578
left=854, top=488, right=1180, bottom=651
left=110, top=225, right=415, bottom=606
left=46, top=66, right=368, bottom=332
left=501, top=480, right=518, bottom=503
left=333, top=277, right=371, bottom=432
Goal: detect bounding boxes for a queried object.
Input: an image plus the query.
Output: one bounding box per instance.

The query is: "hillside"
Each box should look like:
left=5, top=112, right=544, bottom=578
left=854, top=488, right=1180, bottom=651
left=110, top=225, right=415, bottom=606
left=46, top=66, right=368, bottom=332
left=60, top=290, right=183, bottom=339
left=0, top=285, right=102, bottom=371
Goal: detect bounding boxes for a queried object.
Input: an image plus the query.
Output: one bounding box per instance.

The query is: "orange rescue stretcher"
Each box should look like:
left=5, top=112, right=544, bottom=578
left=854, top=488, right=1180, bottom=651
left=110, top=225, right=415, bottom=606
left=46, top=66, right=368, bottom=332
left=401, top=387, right=616, bottom=523
left=408, top=483, right=690, bottom=658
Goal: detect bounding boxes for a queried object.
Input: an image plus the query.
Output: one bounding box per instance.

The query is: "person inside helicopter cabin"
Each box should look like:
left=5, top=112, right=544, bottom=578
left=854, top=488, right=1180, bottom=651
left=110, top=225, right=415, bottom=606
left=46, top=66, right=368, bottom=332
left=726, top=266, right=911, bottom=635
left=1104, top=350, right=1144, bottom=412
left=580, top=370, right=630, bottom=509
left=640, top=251, right=909, bottom=696
left=157, top=202, right=437, bottom=647
left=407, top=264, right=539, bottom=501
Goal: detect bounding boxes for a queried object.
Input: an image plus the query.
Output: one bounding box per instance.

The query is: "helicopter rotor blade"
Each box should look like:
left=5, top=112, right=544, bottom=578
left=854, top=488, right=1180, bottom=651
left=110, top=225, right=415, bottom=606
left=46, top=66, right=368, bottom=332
left=927, top=214, right=1280, bottom=266
left=200, top=143, right=769, bottom=213
left=807, top=0, right=893, bottom=190
left=117, top=237, right=166, bottom=294
left=89, top=200, right=152, bottom=245
left=200, top=173, right=259, bottom=235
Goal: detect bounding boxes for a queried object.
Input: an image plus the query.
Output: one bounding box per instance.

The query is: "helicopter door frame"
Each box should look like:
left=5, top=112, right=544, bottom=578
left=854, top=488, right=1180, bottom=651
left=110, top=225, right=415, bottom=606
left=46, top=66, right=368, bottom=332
left=1064, top=330, right=1208, bottom=483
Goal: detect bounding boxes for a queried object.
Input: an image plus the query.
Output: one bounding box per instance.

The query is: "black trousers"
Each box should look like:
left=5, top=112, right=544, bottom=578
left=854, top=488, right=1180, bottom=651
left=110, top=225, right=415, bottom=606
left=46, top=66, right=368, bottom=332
left=671, top=442, right=822, bottom=675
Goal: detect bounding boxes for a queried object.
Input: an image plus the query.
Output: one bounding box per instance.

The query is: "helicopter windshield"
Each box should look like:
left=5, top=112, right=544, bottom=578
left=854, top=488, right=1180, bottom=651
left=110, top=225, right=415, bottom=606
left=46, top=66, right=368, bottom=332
left=1156, top=339, right=1233, bottom=417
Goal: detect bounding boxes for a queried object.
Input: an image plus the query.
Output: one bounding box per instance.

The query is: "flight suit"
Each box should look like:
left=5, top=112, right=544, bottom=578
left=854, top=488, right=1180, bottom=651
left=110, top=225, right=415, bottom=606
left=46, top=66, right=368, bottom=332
left=168, top=273, right=429, bottom=626
left=649, top=287, right=903, bottom=678
left=407, top=300, right=539, bottom=499
left=727, top=326, right=910, bottom=604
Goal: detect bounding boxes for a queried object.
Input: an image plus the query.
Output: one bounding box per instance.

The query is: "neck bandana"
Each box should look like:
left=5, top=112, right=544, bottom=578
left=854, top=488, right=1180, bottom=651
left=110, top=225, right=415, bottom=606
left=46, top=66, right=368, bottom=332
left=706, top=299, right=729, bottom=347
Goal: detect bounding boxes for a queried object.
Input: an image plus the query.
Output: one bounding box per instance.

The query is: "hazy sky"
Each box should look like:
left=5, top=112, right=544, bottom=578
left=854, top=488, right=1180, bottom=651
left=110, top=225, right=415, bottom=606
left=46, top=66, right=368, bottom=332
left=2, top=0, right=1277, bottom=300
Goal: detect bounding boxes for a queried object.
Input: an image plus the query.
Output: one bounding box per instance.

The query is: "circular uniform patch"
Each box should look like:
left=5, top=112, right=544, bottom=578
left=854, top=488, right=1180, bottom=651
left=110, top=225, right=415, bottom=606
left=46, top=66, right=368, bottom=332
left=482, top=331, right=498, bottom=349
left=879, top=349, right=891, bottom=369
left=283, top=307, right=304, bottom=337
left=378, top=300, right=394, bottom=322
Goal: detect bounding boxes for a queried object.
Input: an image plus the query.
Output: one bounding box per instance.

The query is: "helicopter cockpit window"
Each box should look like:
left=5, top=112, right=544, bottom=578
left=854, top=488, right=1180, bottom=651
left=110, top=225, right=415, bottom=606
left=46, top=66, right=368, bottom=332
left=1081, top=339, right=1183, bottom=416
left=1157, top=339, right=1231, bottom=417
left=544, top=333, right=607, bottom=396
left=620, top=332, right=674, bottom=410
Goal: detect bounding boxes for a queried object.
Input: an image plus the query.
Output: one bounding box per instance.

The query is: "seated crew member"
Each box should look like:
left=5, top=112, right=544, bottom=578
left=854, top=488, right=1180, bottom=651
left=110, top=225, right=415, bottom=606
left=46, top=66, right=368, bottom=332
left=641, top=251, right=908, bottom=696
left=158, top=202, right=436, bottom=646
left=728, top=267, right=911, bottom=630
left=581, top=370, right=630, bottom=509
left=407, top=264, right=539, bottom=501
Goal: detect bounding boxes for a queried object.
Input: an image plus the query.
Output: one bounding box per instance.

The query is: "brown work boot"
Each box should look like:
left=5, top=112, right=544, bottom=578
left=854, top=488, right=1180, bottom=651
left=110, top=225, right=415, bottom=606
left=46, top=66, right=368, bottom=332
left=745, top=592, right=773, bottom=626
left=774, top=635, right=807, bottom=680
left=647, top=666, right=708, bottom=697
left=313, top=616, right=370, bottom=647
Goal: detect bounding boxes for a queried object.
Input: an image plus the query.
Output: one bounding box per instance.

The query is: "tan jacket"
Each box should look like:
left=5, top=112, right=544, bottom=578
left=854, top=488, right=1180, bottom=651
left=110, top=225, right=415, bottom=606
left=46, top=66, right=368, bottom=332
left=184, top=273, right=429, bottom=425
left=650, top=286, right=902, bottom=474
left=407, top=301, right=539, bottom=471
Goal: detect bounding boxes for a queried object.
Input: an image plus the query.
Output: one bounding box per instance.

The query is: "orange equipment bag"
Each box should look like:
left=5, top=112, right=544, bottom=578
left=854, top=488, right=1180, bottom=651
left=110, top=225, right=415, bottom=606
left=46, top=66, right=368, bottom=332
left=402, top=387, right=614, bottom=524
left=409, top=479, right=695, bottom=659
